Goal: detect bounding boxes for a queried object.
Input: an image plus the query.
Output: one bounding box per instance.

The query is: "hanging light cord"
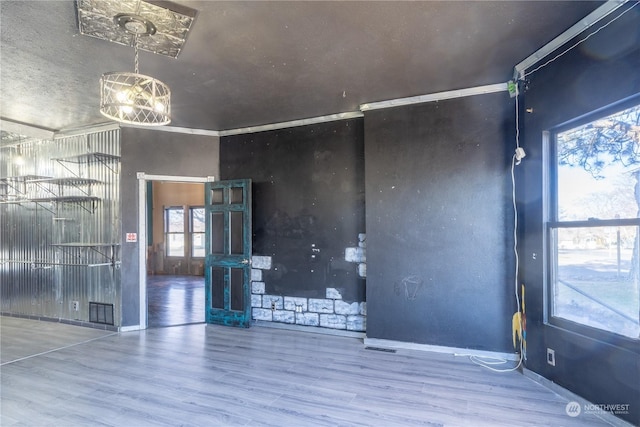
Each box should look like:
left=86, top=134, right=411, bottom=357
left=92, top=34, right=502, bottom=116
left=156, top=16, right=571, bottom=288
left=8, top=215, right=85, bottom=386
left=134, top=34, right=140, bottom=74
left=134, top=0, right=142, bottom=74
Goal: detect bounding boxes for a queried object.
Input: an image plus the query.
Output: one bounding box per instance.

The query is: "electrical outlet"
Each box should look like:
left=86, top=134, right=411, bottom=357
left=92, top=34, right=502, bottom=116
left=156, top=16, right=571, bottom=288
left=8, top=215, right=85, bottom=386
left=72, top=301, right=79, bottom=311
left=547, top=348, right=556, bottom=366
left=295, top=305, right=303, bottom=313
left=271, top=301, right=276, bottom=311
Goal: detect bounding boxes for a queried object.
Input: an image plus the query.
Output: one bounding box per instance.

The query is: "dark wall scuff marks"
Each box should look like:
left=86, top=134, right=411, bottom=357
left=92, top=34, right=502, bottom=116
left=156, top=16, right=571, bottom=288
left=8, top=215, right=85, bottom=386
left=364, top=92, right=516, bottom=351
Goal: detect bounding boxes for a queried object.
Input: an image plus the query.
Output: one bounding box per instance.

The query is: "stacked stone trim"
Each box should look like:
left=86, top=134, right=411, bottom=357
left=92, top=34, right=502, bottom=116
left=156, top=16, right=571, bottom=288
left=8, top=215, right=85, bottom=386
left=249, top=256, right=366, bottom=332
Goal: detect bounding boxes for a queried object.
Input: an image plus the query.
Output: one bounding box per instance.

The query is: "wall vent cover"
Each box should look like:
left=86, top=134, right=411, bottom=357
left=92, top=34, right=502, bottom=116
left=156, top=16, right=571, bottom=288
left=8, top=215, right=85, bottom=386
left=89, top=302, right=115, bottom=325
left=365, top=346, right=397, bottom=353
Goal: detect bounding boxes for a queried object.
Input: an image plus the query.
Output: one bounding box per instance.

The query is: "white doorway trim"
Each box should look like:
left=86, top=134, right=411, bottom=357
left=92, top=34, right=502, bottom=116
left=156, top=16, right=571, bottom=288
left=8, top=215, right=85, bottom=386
left=136, top=172, right=215, bottom=329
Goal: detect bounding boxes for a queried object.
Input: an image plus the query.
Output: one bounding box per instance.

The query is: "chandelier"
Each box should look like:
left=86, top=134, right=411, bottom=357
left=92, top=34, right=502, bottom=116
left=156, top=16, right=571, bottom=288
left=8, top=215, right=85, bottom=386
left=99, top=14, right=171, bottom=126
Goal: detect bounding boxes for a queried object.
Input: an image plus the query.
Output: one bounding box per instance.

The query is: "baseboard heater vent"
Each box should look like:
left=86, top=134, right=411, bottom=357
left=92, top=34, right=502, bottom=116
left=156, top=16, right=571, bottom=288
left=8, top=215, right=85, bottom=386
left=365, top=346, right=397, bottom=353
left=89, top=302, right=114, bottom=325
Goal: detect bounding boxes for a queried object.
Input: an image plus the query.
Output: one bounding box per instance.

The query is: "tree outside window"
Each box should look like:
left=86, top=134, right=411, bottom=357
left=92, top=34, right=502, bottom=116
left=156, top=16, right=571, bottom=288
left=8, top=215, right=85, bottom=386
left=550, top=101, right=640, bottom=339
left=165, top=207, right=185, bottom=257
left=190, top=207, right=205, bottom=258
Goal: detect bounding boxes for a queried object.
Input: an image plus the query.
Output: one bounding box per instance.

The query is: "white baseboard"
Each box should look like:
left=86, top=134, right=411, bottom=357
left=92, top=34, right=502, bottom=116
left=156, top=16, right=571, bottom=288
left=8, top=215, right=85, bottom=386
left=253, top=320, right=365, bottom=338
left=363, top=337, right=520, bottom=361
left=119, top=325, right=142, bottom=332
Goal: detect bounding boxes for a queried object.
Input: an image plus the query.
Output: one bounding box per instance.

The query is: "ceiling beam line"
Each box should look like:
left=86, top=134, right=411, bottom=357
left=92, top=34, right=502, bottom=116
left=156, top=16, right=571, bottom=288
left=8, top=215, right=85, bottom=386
left=359, top=83, right=509, bottom=112
left=218, top=111, right=364, bottom=137
left=513, top=0, right=630, bottom=80
left=0, top=118, right=56, bottom=141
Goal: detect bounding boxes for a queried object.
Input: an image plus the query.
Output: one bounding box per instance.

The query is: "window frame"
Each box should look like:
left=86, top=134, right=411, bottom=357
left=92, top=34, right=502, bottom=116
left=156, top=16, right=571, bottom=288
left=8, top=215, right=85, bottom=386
left=545, top=96, right=640, bottom=347
left=189, top=206, right=205, bottom=258
left=164, top=205, right=186, bottom=258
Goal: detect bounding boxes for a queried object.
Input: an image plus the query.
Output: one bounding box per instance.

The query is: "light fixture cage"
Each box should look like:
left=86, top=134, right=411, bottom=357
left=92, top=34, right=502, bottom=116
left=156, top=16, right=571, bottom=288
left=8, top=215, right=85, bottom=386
left=100, top=71, right=171, bottom=126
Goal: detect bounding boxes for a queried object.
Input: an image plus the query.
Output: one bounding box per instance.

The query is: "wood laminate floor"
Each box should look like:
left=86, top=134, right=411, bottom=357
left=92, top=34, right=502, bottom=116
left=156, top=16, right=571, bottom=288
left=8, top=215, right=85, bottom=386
left=147, top=274, right=205, bottom=328
left=1, top=316, right=616, bottom=427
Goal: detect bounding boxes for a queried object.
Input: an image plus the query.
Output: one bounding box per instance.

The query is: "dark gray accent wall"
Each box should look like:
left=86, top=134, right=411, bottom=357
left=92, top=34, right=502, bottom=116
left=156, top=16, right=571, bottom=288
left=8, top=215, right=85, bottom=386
left=120, top=128, right=219, bottom=326
left=518, top=7, right=640, bottom=425
left=220, top=119, right=365, bottom=302
left=364, top=92, right=516, bottom=352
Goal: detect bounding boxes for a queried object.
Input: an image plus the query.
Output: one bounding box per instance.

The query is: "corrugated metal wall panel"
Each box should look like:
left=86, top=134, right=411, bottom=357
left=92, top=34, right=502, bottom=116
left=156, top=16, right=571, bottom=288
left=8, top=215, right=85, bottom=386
left=0, top=129, right=121, bottom=326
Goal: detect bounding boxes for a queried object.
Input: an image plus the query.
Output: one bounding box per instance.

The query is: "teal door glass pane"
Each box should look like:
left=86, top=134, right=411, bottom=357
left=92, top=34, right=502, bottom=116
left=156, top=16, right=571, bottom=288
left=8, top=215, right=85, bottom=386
left=231, top=211, right=243, bottom=255
left=231, top=268, right=244, bottom=311
left=210, top=212, right=224, bottom=254
left=211, top=188, right=224, bottom=204
left=230, top=187, right=243, bottom=204
left=210, top=267, right=224, bottom=309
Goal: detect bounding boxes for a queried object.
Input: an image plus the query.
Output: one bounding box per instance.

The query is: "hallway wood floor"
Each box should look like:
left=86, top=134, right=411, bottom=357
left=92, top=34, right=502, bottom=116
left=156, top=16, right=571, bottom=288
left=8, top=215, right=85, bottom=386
left=0, top=316, right=616, bottom=427
left=147, top=274, right=205, bottom=328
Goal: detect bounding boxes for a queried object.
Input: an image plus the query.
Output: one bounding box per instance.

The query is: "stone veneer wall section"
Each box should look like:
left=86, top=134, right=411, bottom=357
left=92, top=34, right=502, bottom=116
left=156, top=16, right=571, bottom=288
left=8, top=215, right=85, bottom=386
left=250, top=255, right=366, bottom=332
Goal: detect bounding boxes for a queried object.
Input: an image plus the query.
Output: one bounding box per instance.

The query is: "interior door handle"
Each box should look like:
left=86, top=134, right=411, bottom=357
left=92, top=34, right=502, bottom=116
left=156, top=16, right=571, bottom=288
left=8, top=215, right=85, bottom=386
left=241, top=259, right=251, bottom=265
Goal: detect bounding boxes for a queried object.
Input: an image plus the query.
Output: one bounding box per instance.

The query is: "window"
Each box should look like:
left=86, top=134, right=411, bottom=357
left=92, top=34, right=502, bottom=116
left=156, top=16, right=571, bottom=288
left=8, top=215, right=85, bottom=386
left=190, top=207, right=205, bottom=257
left=165, top=206, right=185, bottom=257
left=164, top=206, right=206, bottom=258
left=548, top=101, right=640, bottom=339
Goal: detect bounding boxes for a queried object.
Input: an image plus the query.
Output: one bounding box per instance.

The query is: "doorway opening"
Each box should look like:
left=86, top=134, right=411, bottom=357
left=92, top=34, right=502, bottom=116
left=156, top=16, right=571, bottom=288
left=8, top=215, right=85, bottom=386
left=147, top=181, right=205, bottom=328
left=137, top=174, right=212, bottom=329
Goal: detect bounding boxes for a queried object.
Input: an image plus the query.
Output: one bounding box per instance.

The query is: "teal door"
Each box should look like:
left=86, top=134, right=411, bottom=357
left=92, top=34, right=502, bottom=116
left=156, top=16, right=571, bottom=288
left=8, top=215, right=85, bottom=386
left=204, top=179, right=252, bottom=327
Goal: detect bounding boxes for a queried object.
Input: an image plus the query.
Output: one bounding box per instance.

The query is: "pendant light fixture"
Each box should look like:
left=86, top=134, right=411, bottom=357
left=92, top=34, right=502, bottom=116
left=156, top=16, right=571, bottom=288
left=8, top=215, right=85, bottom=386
left=99, top=13, right=171, bottom=126
left=14, top=143, right=25, bottom=166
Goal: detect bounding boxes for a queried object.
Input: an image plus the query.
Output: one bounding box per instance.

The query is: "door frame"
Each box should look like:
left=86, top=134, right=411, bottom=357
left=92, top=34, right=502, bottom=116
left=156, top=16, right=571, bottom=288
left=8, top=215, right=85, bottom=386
left=136, top=172, right=215, bottom=330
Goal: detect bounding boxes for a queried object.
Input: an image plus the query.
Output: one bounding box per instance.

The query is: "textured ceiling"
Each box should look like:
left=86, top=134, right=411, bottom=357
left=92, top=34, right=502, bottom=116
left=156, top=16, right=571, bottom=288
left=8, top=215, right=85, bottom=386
left=0, top=1, right=604, bottom=135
